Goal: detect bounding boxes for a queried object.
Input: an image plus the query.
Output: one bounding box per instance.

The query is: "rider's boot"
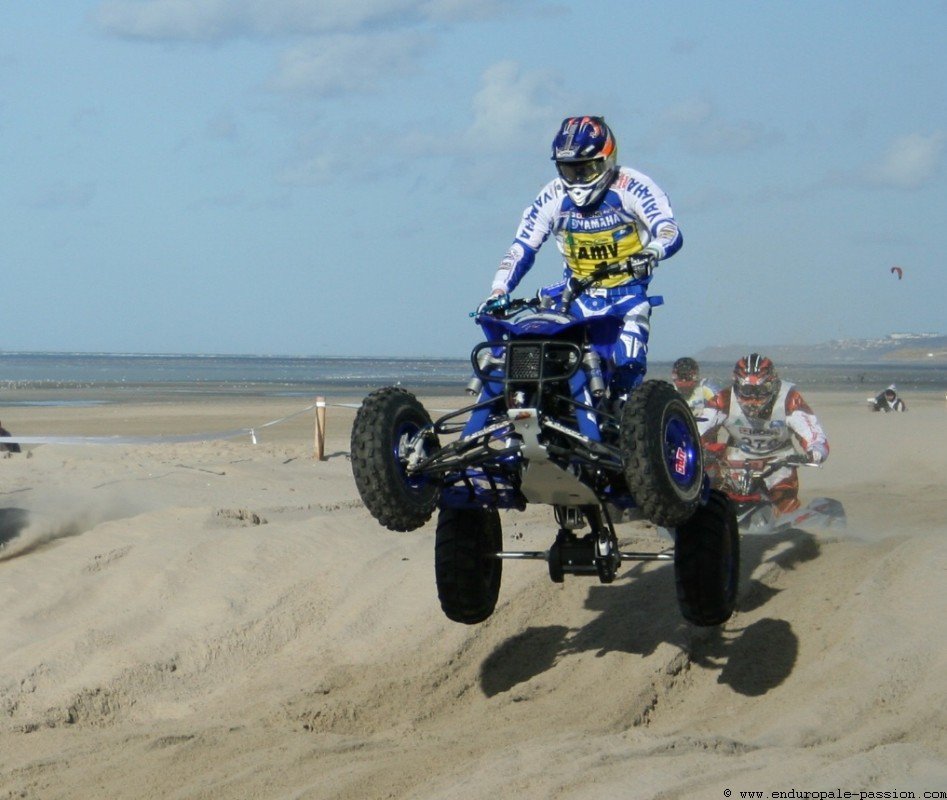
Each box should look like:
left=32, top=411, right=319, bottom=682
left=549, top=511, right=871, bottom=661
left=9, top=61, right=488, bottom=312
left=611, top=360, right=647, bottom=404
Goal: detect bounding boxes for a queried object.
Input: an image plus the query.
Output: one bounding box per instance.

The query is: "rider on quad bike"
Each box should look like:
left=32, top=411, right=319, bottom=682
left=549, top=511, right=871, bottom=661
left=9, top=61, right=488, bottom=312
left=351, top=116, right=740, bottom=629
left=482, top=115, right=682, bottom=394
left=670, top=357, right=719, bottom=433
left=701, top=353, right=830, bottom=516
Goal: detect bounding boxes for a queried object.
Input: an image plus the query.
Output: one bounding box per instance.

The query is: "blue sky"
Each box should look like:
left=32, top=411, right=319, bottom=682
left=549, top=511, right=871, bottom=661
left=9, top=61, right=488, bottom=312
left=1, top=1, right=944, bottom=358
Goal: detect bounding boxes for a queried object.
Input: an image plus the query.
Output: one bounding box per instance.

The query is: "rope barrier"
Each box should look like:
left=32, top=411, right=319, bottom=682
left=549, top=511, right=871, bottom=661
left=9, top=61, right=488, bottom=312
left=0, top=398, right=467, bottom=451
left=0, top=402, right=321, bottom=447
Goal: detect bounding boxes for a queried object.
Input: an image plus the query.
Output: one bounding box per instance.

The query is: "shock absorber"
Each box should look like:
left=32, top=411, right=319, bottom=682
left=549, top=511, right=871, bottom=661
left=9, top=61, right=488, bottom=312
left=466, top=348, right=504, bottom=395
left=582, top=349, right=606, bottom=398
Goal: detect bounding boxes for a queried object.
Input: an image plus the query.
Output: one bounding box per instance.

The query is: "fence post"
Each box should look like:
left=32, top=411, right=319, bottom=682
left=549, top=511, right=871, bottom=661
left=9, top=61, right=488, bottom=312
left=314, top=396, right=327, bottom=461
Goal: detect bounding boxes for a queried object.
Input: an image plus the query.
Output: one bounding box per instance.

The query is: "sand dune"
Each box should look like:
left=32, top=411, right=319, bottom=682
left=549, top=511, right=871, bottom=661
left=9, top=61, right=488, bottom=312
left=1, top=392, right=945, bottom=798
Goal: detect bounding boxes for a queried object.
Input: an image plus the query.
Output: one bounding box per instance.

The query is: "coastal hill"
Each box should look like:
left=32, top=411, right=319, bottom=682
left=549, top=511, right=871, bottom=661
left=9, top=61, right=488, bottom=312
left=695, top=332, right=947, bottom=365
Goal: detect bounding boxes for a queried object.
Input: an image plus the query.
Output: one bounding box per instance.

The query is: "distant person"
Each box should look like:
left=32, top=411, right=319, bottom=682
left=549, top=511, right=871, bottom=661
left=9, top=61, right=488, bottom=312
left=670, top=357, right=718, bottom=433
left=870, top=384, right=907, bottom=412
left=0, top=420, right=21, bottom=454
left=701, top=353, right=829, bottom=515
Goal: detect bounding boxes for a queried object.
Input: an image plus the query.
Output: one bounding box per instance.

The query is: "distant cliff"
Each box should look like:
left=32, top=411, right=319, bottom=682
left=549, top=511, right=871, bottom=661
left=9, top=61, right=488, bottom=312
left=695, top=333, right=947, bottom=365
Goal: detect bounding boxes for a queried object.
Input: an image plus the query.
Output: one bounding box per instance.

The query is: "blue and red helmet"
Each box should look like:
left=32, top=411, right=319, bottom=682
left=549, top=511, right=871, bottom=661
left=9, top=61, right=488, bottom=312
left=551, top=116, right=617, bottom=207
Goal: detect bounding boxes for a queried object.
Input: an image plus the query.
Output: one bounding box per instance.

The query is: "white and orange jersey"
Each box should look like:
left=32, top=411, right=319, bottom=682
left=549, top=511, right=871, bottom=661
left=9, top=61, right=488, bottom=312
left=702, top=382, right=830, bottom=461
left=491, top=166, right=682, bottom=294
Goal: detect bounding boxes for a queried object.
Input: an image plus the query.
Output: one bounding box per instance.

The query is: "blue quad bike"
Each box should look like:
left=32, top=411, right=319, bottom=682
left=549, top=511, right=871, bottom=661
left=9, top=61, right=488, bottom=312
left=351, top=256, right=739, bottom=627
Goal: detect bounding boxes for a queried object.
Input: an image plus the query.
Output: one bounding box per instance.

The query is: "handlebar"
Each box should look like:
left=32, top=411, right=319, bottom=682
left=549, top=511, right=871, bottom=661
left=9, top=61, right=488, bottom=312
left=472, top=252, right=656, bottom=318
left=763, top=454, right=812, bottom=475
left=559, top=253, right=655, bottom=310
left=469, top=295, right=539, bottom=318
left=717, top=453, right=812, bottom=480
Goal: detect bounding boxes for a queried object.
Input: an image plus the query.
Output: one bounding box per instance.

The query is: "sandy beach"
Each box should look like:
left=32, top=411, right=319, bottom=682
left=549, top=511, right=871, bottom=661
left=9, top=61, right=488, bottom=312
left=1, top=388, right=945, bottom=799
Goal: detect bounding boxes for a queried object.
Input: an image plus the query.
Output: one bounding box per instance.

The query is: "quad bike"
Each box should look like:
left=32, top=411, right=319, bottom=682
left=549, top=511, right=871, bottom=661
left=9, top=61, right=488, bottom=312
left=709, top=450, right=846, bottom=534
left=351, top=256, right=739, bottom=627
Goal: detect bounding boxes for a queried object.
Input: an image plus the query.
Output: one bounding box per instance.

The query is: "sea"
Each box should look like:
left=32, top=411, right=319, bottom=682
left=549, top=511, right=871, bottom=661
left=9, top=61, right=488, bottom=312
left=1, top=352, right=945, bottom=406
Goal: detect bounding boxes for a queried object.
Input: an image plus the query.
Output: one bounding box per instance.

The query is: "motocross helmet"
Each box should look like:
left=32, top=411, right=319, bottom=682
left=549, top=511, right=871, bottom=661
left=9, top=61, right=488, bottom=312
left=551, top=116, right=617, bottom=208
left=733, top=353, right=780, bottom=418
left=671, top=357, right=700, bottom=393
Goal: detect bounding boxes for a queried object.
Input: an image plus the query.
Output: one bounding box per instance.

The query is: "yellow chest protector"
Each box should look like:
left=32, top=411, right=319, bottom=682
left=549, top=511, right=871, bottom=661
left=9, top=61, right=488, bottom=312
left=560, top=216, right=644, bottom=288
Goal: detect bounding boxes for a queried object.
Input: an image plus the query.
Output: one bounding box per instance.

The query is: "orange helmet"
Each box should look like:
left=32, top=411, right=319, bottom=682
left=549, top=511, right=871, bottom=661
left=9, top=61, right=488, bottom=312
left=733, top=353, right=779, bottom=416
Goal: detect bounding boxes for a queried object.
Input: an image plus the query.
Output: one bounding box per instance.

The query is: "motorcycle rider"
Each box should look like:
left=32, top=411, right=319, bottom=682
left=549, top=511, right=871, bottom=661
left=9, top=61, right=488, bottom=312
left=671, top=357, right=718, bottom=432
left=482, top=115, right=682, bottom=392
left=701, top=353, right=830, bottom=516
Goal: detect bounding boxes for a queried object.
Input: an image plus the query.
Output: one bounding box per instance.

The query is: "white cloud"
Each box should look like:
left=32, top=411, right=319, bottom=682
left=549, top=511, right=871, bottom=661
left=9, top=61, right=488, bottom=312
left=92, top=0, right=505, bottom=104
left=464, top=60, right=559, bottom=152
left=384, top=60, right=560, bottom=160
left=274, top=59, right=562, bottom=189
left=92, top=0, right=500, bottom=41
left=658, top=97, right=778, bottom=155
left=268, top=31, right=428, bottom=96
left=420, top=0, right=510, bottom=22
left=870, top=132, right=944, bottom=190
left=94, top=0, right=245, bottom=41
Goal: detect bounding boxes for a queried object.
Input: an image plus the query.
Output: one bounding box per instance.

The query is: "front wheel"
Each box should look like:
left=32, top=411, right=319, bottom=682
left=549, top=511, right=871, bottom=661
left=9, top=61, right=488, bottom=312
left=674, top=489, right=740, bottom=626
left=620, top=380, right=703, bottom=527
left=350, top=387, right=440, bottom=532
left=435, top=507, right=502, bottom=624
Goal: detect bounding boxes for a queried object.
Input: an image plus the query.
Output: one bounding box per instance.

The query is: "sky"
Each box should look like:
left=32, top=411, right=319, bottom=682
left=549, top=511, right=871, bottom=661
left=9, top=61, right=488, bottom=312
left=1, top=1, right=945, bottom=359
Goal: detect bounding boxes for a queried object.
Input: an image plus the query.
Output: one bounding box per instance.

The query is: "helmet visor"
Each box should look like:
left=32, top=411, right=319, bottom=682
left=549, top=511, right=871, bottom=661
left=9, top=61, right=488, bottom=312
left=556, top=158, right=607, bottom=186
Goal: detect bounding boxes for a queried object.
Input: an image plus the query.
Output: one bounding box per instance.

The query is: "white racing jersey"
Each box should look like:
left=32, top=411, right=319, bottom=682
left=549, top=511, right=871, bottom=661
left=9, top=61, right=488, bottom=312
left=491, top=167, right=682, bottom=294
left=702, top=382, right=829, bottom=493
left=703, top=382, right=829, bottom=461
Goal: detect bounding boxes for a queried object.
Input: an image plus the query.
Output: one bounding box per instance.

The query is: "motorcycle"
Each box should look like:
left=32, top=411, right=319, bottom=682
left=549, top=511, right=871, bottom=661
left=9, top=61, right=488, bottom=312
left=709, top=450, right=846, bottom=534
left=351, top=256, right=739, bottom=627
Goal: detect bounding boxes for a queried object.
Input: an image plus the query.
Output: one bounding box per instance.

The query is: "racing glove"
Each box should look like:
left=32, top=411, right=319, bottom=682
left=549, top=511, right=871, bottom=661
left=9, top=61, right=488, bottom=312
left=477, top=291, right=509, bottom=315
left=628, top=248, right=659, bottom=280
left=806, top=446, right=827, bottom=464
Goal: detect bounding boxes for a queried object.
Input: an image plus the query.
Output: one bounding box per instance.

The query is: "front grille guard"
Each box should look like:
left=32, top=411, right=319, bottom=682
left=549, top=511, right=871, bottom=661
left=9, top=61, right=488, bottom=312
left=471, top=340, right=583, bottom=386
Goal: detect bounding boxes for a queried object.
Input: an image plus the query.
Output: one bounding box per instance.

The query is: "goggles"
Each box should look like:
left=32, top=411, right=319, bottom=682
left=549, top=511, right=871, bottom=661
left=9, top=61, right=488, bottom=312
left=556, top=158, right=607, bottom=185
left=735, top=381, right=774, bottom=400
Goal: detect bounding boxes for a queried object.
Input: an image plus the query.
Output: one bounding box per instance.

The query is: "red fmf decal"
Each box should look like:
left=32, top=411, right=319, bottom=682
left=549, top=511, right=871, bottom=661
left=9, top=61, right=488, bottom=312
left=674, top=446, right=687, bottom=476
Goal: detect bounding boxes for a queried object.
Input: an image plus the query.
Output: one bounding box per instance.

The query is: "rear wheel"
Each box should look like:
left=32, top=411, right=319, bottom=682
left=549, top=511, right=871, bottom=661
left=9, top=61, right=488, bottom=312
left=350, top=387, right=440, bottom=532
left=620, top=380, right=703, bottom=527
left=435, top=507, right=502, bottom=624
left=674, top=489, right=739, bottom=626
